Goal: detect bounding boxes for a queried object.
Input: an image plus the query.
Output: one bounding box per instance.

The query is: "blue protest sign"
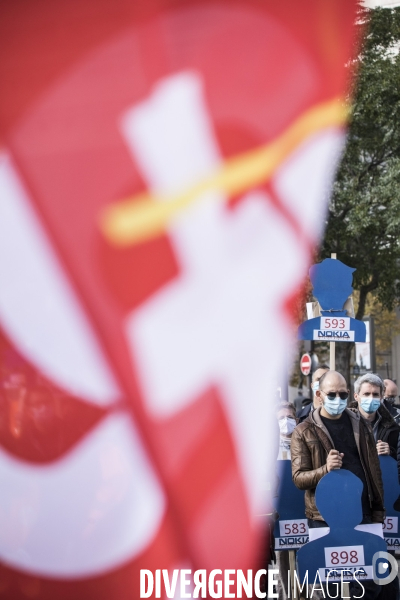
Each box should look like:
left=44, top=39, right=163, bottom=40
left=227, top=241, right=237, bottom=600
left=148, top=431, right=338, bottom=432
left=273, top=460, right=308, bottom=550
left=379, top=455, right=400, bottom=550
left=297, top=470, right=386, bottom=583
left=298, top=258, right=366, bottom=342
left=310, top=259, right=354, bottom=311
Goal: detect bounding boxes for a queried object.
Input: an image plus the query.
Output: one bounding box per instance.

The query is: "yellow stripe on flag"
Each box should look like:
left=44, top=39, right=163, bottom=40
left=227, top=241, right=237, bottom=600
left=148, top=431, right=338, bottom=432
left=100, top=98, right=347, bottom=246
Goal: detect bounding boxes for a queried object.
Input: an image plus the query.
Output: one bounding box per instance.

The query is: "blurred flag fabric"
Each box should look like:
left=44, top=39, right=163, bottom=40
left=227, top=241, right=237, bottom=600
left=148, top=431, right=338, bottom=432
left=0, top=1, right=357, bottom=598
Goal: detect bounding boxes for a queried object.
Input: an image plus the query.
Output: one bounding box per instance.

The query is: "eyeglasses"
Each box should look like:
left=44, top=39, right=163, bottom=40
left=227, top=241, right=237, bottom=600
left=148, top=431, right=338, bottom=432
left=321, top=391, right=349, bottom=401
left=384, top=395, right=400, bottom=401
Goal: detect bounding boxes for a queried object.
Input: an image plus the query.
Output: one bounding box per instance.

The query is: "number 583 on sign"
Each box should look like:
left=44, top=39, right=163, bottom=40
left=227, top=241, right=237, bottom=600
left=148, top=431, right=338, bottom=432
left=279, top=519, right=308, bottom=536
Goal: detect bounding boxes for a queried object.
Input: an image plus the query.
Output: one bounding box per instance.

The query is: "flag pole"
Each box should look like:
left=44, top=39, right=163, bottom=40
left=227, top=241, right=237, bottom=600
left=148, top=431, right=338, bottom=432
left=329, top=252, right=350, bottom=599
left=330, top=253, right=337, bottom=370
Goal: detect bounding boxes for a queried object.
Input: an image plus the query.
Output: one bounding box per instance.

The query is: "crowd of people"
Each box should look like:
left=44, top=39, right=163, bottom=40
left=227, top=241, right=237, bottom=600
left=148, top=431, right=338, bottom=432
left=275, top=369, right=400, bottom=600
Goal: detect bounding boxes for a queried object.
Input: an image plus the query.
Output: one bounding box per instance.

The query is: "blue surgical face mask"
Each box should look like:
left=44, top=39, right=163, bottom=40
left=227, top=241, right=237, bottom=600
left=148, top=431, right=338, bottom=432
left=323, top=396, right=347, bottom=416
left=360, top=397, right=381, bottom=414
left=312, top=381, right=319, bottom=393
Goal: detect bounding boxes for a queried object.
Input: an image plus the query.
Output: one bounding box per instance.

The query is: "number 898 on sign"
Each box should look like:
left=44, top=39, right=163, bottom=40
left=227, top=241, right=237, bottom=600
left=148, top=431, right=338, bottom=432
left=324, top=546, right=364, bottom=568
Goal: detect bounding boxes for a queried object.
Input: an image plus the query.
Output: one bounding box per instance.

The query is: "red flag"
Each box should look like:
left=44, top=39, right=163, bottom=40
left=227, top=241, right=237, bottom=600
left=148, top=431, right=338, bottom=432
left=0, top=1, right=357, bottom=598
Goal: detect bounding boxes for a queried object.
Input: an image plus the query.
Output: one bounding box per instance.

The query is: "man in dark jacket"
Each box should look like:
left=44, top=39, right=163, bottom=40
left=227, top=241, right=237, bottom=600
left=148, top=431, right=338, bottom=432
left=291, top=370, right=385, bottom=525
left=296, top=364, right=329, bottom=424
left=354, top=373, right=400, bottom=459
left=292, top=370, right=385, bottom=600
left=353, top=374, right=400, bottom=600
left=383, top=378, right=400, bottom=424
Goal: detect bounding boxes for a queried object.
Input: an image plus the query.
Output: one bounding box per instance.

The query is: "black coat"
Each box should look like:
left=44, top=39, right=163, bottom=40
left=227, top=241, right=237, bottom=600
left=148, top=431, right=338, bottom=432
left=383, top=398, right=400, bottom=424
left=375, top=402, right=400, bottom=460
left=296, top=403, right=313, bottom=424
left=348, top=401, right=400, bottom=460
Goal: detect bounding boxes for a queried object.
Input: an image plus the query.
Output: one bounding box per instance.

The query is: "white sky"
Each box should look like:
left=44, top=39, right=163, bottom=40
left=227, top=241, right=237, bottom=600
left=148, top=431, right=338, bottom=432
left=364, top=0, right=400, bottom=7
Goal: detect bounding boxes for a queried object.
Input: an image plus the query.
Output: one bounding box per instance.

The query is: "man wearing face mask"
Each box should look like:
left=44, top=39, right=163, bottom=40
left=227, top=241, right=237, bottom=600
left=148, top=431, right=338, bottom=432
left=296, top=365, right=329, bottom=424
left=353, top=373, right=400, bottom=459
left=277, top=402, right=297, bottom=460
left=383, top=378, right=400, bottom=424
left=275, top=403, right=297, bottom=599
left=353, top=376, right=400, bottom=600
left=292, top=371, right=385, bottom=600
left=291, top=370, right=384, bottom=527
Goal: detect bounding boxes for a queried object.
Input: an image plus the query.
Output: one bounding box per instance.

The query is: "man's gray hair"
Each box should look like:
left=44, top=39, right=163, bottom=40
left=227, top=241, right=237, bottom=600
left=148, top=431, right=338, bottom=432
left=354, top=373, right=384, bottom=396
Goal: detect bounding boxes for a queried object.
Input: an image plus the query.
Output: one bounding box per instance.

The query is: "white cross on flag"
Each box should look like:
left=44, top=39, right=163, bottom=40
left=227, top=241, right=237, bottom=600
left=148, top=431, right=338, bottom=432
left=0, top=1, right=357, bottom=598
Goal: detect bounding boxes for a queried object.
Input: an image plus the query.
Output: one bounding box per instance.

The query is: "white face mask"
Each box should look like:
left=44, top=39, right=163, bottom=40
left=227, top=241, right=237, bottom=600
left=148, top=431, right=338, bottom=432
left=279, top=417, right=296, bottom=436
left=312, top=381, right=319, bottom=393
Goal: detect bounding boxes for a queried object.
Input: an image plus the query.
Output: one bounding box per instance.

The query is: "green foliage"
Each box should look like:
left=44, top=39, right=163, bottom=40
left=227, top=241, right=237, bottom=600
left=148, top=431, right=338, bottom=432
left=321, top=6, right=400, bottom=320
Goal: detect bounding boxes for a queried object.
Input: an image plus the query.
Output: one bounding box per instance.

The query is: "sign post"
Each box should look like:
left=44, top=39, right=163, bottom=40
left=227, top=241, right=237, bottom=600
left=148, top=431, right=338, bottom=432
left=274, top=461, right=308, bottom=598
left=330, top=253, right=336, bottom=370
left=330, top=341, right=335, bottom=371
left=297, top=470, right=387, bottom=588
left=379, top=456, right=400, bottom=550
left=298, top=258, right=366, bottom=350
left=300, top=353, right=312, bottom=376
left=274, top=461, right=309, bottom=551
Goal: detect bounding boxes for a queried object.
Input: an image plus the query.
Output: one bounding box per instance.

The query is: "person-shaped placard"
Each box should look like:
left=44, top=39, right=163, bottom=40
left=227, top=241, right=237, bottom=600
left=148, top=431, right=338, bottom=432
left=379, top=455, right=400, bottom=549
left=298, top=258, right=366, bottom=342
left=274, top=460, right=308, bottom=550
left=297, top=470, right=386, bottom=586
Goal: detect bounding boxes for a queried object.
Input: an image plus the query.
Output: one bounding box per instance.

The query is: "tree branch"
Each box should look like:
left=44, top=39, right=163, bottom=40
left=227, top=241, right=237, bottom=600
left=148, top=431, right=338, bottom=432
left=355, top=272, right=379, bottom=320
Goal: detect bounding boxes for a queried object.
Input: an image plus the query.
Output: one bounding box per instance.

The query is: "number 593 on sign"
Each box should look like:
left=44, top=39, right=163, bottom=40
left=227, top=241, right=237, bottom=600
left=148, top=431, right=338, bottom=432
left=320, top=317, right=350, bottom=331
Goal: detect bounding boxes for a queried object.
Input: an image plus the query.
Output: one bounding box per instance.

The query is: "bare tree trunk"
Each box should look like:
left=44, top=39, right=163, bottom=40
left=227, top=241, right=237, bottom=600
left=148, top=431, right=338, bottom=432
left=355, top=273, right=379, bottom=321
left=335, top=342, right=354, bottom=389
left=356, top=287, right=370, bottom=322
left=336, top=274, right=379, bottom=389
